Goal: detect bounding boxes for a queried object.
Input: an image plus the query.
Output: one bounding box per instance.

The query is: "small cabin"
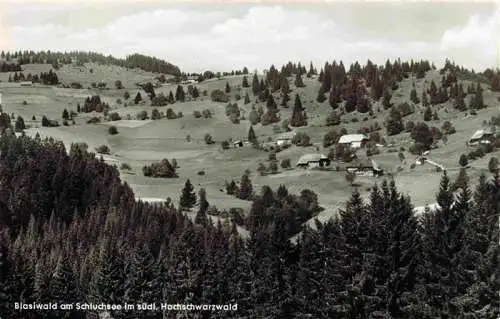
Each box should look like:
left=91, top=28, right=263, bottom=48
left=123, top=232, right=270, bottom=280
left=296, top=153, right=330, bottom=169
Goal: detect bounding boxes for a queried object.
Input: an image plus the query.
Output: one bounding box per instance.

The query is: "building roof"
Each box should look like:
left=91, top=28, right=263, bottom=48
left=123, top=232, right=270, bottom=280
left=296, top=153, right=328, bottom=165
left=276, top=131, right=297, bottom=140
left=470, top=129, right=493, bottom=140
left=338, top=134, right=369, bottom=144
left=345, top=157, right=374, bottom=168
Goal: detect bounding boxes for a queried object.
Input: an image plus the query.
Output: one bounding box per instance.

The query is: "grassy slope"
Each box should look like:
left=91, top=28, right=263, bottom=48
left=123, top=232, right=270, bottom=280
left=1, top=62, right=499, bottom=222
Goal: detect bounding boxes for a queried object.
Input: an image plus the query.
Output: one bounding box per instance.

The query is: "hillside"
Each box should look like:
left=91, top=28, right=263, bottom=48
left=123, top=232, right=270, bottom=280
left=0, top=58, right=499, bottom=220
left=0, top=54, right=499, bottom=319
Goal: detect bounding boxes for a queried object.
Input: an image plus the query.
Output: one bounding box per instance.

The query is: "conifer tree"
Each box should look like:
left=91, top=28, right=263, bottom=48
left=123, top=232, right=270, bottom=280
left=50, top=251, right=80, bottom=313
left=244, top=92, right=250, bottom=104
left=225, top=82, right=231, bottom=93
left=62, top=109, right=69, bottom=120
left=290, top=93, right=307, bottom=127
left=242, top=76, right=249, bottom=88
left=179, top=179, right=196, bottom=210
left=237, top=173, right=253, bottom=200
left=195, top=188, right=209, bottom=226
left=294, top=73, right=305, bottom=88
left=252, top=74, right=260, bottom=96
left=14, top=116, right=25, bottom=132
left=134, top=92, right=142, bottom=104
left=248, top=125, right=258, bottom=145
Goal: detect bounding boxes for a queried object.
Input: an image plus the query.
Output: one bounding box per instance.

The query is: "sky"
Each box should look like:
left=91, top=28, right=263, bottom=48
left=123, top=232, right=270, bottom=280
left=0, top=1, right=499, bottom=73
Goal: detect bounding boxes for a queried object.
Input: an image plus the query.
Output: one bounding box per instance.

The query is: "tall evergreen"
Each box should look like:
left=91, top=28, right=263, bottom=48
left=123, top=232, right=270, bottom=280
left=195, top=188, right=209, bottom=226
left=179, top=179, right=196, bottom=210
left=290, top=93, right=307, bottom=127
left=248, top=125, right=257, bottom=145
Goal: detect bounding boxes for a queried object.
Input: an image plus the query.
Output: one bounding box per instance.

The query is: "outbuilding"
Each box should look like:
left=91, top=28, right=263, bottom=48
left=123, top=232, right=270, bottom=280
left=296, top=153, right=330, bottom=169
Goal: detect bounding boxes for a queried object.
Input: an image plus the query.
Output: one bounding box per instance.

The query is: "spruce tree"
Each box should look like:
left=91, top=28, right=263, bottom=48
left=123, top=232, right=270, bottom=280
left=248, top=125, right=258, bottom=145
left=252, top=74, right=260, bottom=96
left=225, top=82, right=231, bottom=93
left=134, top=92, right=142, bottom=104
left=237, top=173, right=253, bottom=200
left=179, top=179, right=196, bottom=210
left=290, top=93, right=307, bottom=127
left=195, top=188, right=209, bottom=225
left=14, top=116, right=25, bottom=132
left=244, top=92, right=250, bottom=104
left=294, top=73, right=305, bottom=88
left=62, top=108, right=69, bottom=120
left=242, top=76, right=249, bottom=88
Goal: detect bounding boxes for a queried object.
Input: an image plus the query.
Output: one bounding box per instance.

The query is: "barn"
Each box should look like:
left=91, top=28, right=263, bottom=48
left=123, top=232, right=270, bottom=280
left=296, top=153, right=330, bottom=168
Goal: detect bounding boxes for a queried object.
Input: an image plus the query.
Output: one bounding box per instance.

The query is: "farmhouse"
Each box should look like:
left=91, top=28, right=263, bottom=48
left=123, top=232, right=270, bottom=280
left=296, top=153, right=330, bottom=169
left=275, top=131, right=296, bottom=146
left=19, top=81, right=33, bottom=87
left=338, top=134, right=369, bottom=149
left=467, top=129, right=493, bottom=146
left=345, top=158, right=384, bottom=177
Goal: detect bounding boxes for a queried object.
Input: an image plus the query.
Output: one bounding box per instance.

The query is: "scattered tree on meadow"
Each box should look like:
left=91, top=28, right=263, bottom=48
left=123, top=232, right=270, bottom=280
left=290, top=93, right=307, bottom=127
left=242, top=76, right=249, bottom=88
left=294, top=73, right=305, bottom=88
left=424, top=106, right=432, bottom=121
left=459, top=154, right=469, bottom=167
left=62, top=109, right=69, bottom=121
left=14, top=116, right=25, bottom=132
left=134, top=92, right=142, bottom=104
left=114, top=80, right=123, bottom=90
left=237, top=173, right=253, bottom=200
left=179, top=179, right=196, bottom=211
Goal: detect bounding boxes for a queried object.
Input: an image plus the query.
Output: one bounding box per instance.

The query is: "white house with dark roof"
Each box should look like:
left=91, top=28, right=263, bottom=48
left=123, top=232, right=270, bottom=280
left=338, top=134, right=369, bottom=149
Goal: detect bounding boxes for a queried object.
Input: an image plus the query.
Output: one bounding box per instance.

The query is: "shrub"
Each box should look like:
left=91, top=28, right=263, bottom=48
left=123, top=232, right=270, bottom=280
left=95, top=145, right=110, bottom=154
left=488, top=156, right=499, bottom=174
left=292, top=132, right=311, bottom=147
left=326, top=111, right=341, bottom=126
left=197, top=170, right=205, bottom=176
left=142, top=159, right=178, bottom=178
left=204, top=133, right=214, bottom=144
left=323, top=129, right=340, bottom=148
left=41, top=116, right=60, bottom=127
left=281, top=158, right=291, bottom=169
left=459, top=154, right=469, bottom=167
left=193, top=110, right=202, bottom=118
left=22, top=100, right=28, bottom=105
left=202, top=109, right=212, bottom=119
left=108, top=112, right=121, bottom=121
left=120, top=163, right=131, bottom=170
left=211, top=89, right=230, bottom=103
left=441, top=121, right=456, bottom=135
left=221, top=140, right=230, bottom=150
left=136, top=110, right=148, bottom=120
left=86, top=117, right=101, bottom=124
left=108, top=125, right=118, bottom=135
